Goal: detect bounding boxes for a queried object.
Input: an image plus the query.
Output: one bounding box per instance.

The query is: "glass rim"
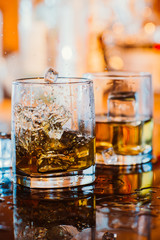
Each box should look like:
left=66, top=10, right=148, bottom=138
left=12, top=77, right=93, bottom=85
left=84, top=71, right=152, bottom=80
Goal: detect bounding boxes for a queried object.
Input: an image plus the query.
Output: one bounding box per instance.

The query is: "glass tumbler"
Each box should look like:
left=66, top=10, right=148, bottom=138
left=84, top=72, right=153, bottom=165
left=11, top=77, right=95, bottom=188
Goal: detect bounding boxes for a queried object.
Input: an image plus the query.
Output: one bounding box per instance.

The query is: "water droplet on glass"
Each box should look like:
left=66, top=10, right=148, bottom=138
left=44, top=67, right=58, bottom=83
left=102, top=232, right=117, bottom=240
left=0, top=225, right=10, bottom=231
left=8, top=206, right=14, bottom=210
left=0, top=197, right=5, bottom=202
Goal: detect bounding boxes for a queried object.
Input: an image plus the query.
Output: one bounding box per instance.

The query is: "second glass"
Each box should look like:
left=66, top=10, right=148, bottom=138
left=11, top=77, right=95, bottom=188
left=84, top=72, right=153, bottom=165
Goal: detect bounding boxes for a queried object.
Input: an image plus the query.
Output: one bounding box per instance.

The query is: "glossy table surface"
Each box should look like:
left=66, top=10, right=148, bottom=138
left=0, top=96, right=160, bottom=240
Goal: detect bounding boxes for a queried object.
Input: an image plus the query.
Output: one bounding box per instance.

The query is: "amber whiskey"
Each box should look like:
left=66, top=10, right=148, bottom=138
left=96, top=114, right=153, bottom=156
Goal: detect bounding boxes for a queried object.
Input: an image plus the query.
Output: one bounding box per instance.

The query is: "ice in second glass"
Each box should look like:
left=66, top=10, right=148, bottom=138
left=12, top=75, right=95, bottom=188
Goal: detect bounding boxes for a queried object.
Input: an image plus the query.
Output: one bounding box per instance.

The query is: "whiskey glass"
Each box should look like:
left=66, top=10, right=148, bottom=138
left=84, top=72, right=153, bottom=165
left=12, top=77, right=95, bottom=188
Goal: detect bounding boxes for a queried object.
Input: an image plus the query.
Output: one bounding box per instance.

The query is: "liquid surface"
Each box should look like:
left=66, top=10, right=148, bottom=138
left=96, top=114, right=153, bottom=156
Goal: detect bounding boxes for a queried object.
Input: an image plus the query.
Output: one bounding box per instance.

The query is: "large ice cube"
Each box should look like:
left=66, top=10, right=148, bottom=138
left=107, top=91, right=138, bottom=120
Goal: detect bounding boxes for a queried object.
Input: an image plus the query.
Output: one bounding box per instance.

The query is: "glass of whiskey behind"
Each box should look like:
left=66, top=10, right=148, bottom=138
left=11, top=77, right=95, bottom=188
left=84, top=72, right=153, bottom=165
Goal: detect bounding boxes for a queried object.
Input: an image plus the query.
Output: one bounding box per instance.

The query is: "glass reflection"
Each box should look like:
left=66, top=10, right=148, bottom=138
left=13, top=184, right=95, bottom=240
left=95, top=161, right=154, bottom=238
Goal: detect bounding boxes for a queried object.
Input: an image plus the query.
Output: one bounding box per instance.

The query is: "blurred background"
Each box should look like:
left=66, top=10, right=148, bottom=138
left=0, top=0, right=160, bottom=132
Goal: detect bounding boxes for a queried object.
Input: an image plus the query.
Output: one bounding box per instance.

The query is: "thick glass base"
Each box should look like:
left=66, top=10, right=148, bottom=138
left=96, top=148, right=152, bottom=166
left=14, top=165, right=95, bottom=189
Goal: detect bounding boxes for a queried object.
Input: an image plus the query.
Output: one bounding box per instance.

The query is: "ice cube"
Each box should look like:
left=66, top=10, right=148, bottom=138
left=49, top=106, right=71, bottom=131
left=60, top=130, right=78, bottom=148
left=75, top=146, right=89, bottom=158
left=47, top=107, right=71, bottom=139
left=107, top=91, right=138, bottom=120
left=44, top=67, right=58, bottom=83
left=37, top=152, right=75, bottom=173
left=102, top=148, right=118, bottom=164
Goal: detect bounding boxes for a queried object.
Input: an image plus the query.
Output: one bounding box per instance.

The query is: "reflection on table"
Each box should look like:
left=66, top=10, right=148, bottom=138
left=13, top=185, right=95, bottom=240
left=1, top=158, right=160, bottom=239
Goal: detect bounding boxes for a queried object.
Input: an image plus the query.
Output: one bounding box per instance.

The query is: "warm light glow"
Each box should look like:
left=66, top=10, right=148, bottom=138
left=143, top=7, right=152, bottom=18
left=61, top=46, right=73, bottom=60
left=0, top=0, right=19, bottom=55
left=109, top=56, right=123, bottom=70
left=144, top=22, right=156, bottom=35
left=112, top=22, right=124, bottom=35
left=154, top=28, right=160, bottom=43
